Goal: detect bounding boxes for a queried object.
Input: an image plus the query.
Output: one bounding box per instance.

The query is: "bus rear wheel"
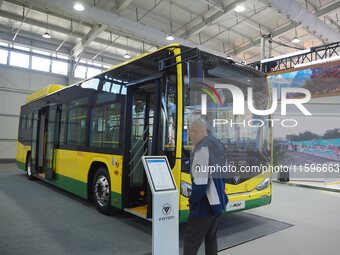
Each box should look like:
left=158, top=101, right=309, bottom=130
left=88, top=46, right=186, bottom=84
left=92, top=168, right=114, bottom=215
left=26, top=155, right=35, bottom=181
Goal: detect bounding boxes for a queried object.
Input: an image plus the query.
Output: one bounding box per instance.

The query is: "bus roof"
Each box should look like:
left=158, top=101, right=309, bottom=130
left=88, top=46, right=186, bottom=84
left=26, top=84, right=66, bottom=104
left=23, top=44, right=181, bottom=105
left=103, top=43, right=181, bottom=74
left=23, top=43, right=264, bottom=105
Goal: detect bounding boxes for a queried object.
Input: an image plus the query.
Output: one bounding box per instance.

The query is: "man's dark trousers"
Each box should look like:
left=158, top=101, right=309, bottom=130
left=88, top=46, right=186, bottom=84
left=183, top=215, right=219, bottom=255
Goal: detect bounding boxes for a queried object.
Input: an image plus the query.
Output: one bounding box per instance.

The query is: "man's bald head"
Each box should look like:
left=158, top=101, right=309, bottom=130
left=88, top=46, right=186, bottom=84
left=189, top=118, right=208, bottom=146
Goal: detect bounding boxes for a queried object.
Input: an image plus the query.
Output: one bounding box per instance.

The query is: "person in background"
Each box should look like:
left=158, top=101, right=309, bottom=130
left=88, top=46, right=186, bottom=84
left=183, top=118, right=228, bottom=255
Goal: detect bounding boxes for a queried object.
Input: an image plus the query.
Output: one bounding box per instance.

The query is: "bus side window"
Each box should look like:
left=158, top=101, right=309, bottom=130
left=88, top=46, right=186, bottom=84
left=90, top=102, right=122, bottom=149
left=27, top=113, right=32, bottom=129
left=18, top=113, right=27, bottom=141
left=22, top=114, right=27, bottom=130
left=66, top=98, right=88, bottom=147
left=103, top=103, right=121, bottom=148
left=25, top=113, right=33, bottom=142
left=90, top=107, right=104, bottom=147
left=67, top=108, right=77, bottom=145
left=59, top=104, right=67, bottom=146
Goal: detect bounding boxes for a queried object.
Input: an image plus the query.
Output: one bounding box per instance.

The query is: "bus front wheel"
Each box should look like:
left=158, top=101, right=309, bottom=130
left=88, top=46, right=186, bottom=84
left=92, top=167, right=114, bottom=215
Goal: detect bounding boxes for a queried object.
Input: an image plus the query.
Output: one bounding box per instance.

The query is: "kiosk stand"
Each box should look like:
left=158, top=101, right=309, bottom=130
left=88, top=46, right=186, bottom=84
left=142, top=156, right=179, bottom=255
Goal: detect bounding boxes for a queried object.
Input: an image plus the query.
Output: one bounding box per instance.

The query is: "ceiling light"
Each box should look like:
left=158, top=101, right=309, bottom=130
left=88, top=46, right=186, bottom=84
left=42, top=12, right=51, bottom=39
left=73, top=2, right=85, bottom=11
left=291, top=37, right=300, bottom=44
left=291, top=26, right=300, bottom=44
left=167, top=2, right=175, bottom=41
left=42, top=32, right=51, bottom=39
left=234, top=5, right=245, bottom=12
left=166, top=34, right=174, bottom=41
left=124, top=37, right=131, bottom=59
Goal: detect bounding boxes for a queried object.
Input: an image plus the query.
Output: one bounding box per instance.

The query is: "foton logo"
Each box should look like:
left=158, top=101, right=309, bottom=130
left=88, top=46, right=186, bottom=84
left=201, top=84, right=311, bottom=116
left=159, top=204, right=174, bottom=221
left=162, top=203, right=171, bottom=215
left=233, top=174, right=241, bottom=184
left=159, top=216, right=175, bottom=221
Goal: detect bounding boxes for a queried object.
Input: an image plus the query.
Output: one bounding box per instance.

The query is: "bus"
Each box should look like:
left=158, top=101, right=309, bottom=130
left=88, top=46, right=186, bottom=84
left=16, top=44, right=272, bottom=222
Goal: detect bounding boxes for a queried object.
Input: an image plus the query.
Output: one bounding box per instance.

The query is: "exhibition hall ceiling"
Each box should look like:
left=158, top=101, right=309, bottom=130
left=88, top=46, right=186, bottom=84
left=0, top=0, right=339, bottom=64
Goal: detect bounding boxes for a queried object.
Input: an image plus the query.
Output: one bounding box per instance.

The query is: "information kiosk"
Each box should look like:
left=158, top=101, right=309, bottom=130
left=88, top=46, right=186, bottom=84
left=142, top=156, right=179, bottom=255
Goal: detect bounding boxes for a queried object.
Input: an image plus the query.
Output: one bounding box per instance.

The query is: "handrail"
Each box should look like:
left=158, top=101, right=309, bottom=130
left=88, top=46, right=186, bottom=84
left=129, top=137, right=149, bottom=165
left=129, top=126, right=149, bottom=153
left=128, top=149, right=148, bottom=177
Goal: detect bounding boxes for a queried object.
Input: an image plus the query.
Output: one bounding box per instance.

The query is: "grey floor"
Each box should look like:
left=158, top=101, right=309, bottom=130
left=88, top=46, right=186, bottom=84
left=1, top=164, right=339, bottom=255
left=221, top=180, right=340, bottom=255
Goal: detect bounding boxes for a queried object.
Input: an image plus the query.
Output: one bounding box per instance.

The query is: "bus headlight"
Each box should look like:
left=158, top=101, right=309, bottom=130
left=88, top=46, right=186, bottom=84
left=180, top=181, right=192, bottom=198
left=255, top=177, right=270, bottom=191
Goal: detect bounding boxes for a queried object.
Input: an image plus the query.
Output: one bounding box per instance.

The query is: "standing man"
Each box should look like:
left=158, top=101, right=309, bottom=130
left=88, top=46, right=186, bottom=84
left=183, top=118, right=228, bottom=255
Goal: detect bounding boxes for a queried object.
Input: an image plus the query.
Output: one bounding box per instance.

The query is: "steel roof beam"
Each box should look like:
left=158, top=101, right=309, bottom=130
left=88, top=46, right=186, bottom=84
left=325, top=16, right=340, bottom=32
left=71, top=24, right=107, bottom=57
left=16, top=0, right=228, bottom=58
left=226, top=0, right=340, bottom=55
left=260, top=0, right=340, bottom=42
left=180, top=0, right=245, bottom=38
left=0, top=25, right=123, bottom=63
left=0, top=10, right=142, bottom=54
left=116, top=0, right=135, bottom=11
left=5, top=0, right=158, bottom=48
left=198, top=6, right=269, bottom=46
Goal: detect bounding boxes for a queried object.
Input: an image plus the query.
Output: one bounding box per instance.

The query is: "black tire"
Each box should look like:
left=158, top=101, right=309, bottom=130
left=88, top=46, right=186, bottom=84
left=26, top=154, right=35, bottom=181
left=92, top=167, right=115, bottom=215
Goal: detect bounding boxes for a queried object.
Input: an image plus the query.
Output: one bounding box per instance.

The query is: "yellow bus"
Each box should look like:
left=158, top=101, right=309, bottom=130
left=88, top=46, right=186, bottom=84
left=16, top=44, right=272, bottom=222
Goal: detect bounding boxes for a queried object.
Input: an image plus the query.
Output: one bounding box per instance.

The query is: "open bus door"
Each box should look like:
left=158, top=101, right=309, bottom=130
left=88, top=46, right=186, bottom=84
left=123, top=79, right=162, bottom=218
left=30, top=110, right=39, bottom=176
left=31, top=105, right=60, bottom=180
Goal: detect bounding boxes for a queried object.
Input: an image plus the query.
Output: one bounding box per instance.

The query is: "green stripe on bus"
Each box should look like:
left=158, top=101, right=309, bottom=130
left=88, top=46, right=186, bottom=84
left=52, top=174, right=122, bottom=207
left=16, top=160, right=26, bottom=171
left=179, top=195, right=272, bottom=223
left=15, top=162, right=88, bottom=198
left=111, top=192, right=122, bottom=209
left=51, top=173, right=88, bottom=199
left=16, top=165, right=123, bottom=207
left=179, top=210, right=190, bottom=223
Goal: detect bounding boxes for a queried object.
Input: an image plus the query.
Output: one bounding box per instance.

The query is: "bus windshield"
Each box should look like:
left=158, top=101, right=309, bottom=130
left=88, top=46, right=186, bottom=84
left=182, top=55, right=271, bottom=181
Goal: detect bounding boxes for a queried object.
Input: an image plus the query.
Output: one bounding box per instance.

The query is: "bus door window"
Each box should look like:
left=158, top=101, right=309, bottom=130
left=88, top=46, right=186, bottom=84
left=128, top=78, right=177, bottom=183
left=30, top=111, right=39, bottom=173
left=158, top=75, right=177, bottom=168
left=44, top=105, right=60, bottom=180
left=130, top=93, right=152, bottom=187
left=125, top=82, right=162, bottom=208
left=37, top=109, right=47, bottom=170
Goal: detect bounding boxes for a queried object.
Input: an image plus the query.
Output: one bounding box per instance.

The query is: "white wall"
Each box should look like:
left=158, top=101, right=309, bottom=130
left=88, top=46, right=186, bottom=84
left=0, top=65, right=68, bottom=160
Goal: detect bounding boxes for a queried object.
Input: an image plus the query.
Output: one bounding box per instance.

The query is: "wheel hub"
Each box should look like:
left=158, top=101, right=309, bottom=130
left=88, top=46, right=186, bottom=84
left=27, top=160, right=32, bottom=176
left=95, top=176, right=110, bottom=207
